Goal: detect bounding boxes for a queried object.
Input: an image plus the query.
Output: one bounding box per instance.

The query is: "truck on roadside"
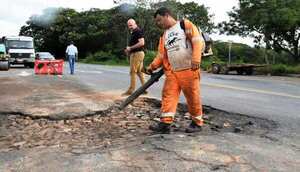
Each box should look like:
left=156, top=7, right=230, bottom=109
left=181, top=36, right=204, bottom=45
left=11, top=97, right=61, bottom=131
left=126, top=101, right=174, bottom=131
left=1, top=36, right=35, bottom=68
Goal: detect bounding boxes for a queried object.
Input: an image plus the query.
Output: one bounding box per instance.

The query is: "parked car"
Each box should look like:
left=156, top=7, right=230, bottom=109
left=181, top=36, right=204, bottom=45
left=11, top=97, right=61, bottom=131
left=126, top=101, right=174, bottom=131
left=36, top=52, right=55, bottom=60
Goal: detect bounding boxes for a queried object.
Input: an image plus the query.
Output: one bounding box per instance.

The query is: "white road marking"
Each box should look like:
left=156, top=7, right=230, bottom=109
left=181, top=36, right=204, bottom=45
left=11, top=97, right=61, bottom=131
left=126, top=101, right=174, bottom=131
left=17, top=71, right=31, bottom=76
left=93, top=67, right=128, bottom=74
left=203, top=83, right=300, bottom=99
left=77, top=70, right=103, bottom=74
left=82, top=66, right=300, bottom=99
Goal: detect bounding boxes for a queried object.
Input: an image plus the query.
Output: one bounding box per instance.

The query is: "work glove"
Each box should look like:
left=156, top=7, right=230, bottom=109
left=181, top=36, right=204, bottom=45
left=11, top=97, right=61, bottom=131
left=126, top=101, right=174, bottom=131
left=142, top=66, right=153, bottom=75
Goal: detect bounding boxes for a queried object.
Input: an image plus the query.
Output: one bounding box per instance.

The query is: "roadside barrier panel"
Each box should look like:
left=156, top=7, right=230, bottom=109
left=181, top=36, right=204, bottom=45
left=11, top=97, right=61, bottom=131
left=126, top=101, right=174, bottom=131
left=34, top=60, right=64, bottom=75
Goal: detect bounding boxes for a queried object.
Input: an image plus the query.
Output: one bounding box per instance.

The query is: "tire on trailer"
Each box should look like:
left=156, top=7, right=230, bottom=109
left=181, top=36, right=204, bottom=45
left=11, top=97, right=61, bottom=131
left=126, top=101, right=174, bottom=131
left=223, top=66, right=229, bottom=75
left=212, top=63, right=221, bottom=74
left=0, top=61, right=10, bottom=71
left=237, top=68, right=244, bottom=75
left=245, top=67, right=254, bottom=75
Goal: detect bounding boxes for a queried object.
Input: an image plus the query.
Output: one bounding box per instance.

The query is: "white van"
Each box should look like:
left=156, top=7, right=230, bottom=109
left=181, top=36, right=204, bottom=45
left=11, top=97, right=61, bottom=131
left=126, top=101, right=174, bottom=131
left=2, top=36, right=35, bottom=68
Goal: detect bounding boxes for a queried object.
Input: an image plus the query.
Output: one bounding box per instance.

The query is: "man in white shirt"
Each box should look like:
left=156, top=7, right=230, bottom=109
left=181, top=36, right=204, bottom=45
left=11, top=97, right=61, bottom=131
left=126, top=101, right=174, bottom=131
left=65, top=41, right=78, bottom=75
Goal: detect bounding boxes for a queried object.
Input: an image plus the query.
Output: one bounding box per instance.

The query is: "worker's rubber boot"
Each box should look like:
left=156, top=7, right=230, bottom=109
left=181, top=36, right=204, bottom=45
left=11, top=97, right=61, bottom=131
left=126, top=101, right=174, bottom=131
left=185, top=121, right=202, bottom=133
left=149, top=122, right=171, bottom=134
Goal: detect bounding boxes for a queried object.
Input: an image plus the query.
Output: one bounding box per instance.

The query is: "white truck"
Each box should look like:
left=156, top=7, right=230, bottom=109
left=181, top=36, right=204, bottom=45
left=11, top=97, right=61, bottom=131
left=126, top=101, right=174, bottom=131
left=2, top=36, right=35, bottom=68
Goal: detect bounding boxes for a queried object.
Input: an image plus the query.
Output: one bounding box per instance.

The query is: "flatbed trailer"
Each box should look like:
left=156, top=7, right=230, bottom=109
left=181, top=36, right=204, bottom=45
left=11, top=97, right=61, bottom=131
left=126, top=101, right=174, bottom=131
left=211, top=63, right=266, bottom=75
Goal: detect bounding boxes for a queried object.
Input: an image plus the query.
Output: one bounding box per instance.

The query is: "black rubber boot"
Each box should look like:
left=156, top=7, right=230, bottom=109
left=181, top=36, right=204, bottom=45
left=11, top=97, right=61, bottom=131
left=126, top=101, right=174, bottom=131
left=185, top=121, right=202, bottom=133
left=149, top=122, right=171, bottom=134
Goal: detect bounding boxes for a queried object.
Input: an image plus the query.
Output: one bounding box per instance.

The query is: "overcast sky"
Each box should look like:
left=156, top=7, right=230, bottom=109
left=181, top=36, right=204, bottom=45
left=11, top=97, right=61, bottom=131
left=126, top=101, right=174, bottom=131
left=0, top=0, right=253, bottom=45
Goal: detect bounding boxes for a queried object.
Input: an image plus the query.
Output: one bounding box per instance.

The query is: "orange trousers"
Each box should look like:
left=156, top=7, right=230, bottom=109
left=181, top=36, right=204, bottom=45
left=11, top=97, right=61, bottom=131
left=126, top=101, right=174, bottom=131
left=160, top=69, right=203, bottom=126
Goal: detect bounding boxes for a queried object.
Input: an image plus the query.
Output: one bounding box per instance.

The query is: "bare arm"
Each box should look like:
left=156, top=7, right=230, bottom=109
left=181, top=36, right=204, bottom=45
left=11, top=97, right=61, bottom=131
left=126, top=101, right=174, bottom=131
left=129, top=38, right=144, bottom=50
left=125, top=38, right=144, bottom=54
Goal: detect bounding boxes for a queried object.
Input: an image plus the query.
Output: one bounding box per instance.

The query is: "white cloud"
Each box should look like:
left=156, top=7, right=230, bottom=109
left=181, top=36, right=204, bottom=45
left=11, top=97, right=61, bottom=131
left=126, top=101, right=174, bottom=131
left=182, top=0, right=237, bottom=23
left=0, top=0, right=254, bottom=46
left=182, top=0, right=254, bottom=46
left=0, top=20, right=20, bottom=36
left=0, top=0, right=115, bottom=36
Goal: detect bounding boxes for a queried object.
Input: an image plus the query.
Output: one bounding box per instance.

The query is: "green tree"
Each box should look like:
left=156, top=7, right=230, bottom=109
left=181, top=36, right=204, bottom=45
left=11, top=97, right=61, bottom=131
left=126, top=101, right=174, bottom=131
left=20, top=8, right=80, bottom=57
left=19, top=1, right=214, bottom=61
left=151, top=0, right=214, bottom=32
left=178, top=2, right=214, bottom=33
left=219, top=0, right=300, bottom=62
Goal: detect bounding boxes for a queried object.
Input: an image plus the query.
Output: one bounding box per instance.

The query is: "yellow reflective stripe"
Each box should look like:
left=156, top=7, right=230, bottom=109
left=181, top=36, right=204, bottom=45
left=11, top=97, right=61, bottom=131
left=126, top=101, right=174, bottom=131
left=193, top=115, right=203, bottom=120
left=185, top=29, right=192, bottom=34
left=192, top=115, right=204, bottom=126
left=191, top=36, right=202, bottom=42
left=161, top=112, right=175, bottom=118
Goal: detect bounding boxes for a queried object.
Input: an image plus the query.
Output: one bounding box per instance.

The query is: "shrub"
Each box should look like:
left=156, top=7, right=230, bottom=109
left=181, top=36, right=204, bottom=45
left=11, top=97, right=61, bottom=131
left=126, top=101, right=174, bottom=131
left=82, top=51, right=128, bottom=65
left=144, top=50, right=156, bottom=66
left=84, top=51, right=117, bottom=62
left=256, top=64, right=300, bottom=75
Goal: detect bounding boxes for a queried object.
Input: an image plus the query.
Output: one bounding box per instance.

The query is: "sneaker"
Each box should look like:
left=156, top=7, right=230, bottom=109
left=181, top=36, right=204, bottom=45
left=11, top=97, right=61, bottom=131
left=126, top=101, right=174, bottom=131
left=185, top=121, right=202, bottom=133
left=149, top=122, right=171, bottom=134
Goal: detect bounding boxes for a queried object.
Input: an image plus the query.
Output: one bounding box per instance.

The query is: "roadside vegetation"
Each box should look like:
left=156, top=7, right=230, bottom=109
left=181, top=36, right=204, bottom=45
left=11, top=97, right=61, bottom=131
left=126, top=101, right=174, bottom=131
left=19, top=0, right=299, bottom=75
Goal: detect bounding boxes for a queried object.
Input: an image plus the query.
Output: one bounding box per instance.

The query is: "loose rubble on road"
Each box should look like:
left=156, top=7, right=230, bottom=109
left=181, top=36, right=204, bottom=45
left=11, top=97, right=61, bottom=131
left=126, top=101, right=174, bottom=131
left=0, top=97, right=277, bottom=154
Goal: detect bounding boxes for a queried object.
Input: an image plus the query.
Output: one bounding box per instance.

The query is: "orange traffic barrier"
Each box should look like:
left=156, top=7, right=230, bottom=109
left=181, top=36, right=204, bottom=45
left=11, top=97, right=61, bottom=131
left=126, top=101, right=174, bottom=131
left=34, top=60, right=64, bottom=75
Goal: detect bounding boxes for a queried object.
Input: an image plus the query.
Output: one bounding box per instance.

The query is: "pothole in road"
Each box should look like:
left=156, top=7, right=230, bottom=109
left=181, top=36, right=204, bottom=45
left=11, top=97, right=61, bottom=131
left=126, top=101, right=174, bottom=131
left=0, top=97, right=277, bottom=154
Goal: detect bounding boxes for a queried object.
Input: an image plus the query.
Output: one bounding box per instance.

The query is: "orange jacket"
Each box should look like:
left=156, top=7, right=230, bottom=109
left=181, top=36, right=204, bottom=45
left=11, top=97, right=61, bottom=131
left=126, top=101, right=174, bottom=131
left=150, top=19, right=204, bottom=71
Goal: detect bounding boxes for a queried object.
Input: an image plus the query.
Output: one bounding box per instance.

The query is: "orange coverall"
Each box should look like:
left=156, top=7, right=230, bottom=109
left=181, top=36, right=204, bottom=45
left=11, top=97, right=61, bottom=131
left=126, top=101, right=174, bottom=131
left=149, top=19, right=204, bottom=126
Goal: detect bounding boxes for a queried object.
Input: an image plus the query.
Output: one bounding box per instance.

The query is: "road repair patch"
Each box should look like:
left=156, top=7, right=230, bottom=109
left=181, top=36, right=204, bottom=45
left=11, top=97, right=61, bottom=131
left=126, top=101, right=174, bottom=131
left=0, top=97, right=277, bottom=154
left=0, top=75, right=277, bottom=154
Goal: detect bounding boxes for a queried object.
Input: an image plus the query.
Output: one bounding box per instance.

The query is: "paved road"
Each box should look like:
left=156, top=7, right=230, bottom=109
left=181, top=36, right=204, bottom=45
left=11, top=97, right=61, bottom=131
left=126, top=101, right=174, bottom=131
left=73, top=63, right=300, bottom=135
left=3, top=63, right=300, bottom=138
left=1, top=63, right=300, bottom=171
left=2, top=63, right=300, bottom=135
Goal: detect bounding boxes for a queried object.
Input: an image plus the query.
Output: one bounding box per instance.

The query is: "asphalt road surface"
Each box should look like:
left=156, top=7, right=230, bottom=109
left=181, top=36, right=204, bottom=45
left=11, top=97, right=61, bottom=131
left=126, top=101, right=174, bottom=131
left=1, top=63, right=299, bottom=171
left=2, top=63, right=300, bottom=138
left=72, top=63, right=300, bottom=136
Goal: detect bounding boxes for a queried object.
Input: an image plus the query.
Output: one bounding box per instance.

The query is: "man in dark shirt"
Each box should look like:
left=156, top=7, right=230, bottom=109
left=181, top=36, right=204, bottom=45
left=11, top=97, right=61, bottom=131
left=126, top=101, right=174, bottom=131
left=122, top=19, right=146, bottom=96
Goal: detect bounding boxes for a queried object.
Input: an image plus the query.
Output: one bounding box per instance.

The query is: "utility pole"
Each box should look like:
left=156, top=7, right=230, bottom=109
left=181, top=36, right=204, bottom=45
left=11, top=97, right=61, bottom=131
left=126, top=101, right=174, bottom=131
left=228, top=40, right=233, bottom=64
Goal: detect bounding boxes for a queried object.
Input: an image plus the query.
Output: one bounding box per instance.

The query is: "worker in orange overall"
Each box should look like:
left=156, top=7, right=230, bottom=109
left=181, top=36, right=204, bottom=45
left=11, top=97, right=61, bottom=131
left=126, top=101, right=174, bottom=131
left=145, top=7, right=205, bottom=133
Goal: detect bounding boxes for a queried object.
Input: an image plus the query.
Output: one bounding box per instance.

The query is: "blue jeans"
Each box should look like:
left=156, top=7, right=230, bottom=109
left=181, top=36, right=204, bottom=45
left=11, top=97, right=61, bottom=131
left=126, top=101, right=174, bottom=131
left=68, top=55, right=75, bottom=74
